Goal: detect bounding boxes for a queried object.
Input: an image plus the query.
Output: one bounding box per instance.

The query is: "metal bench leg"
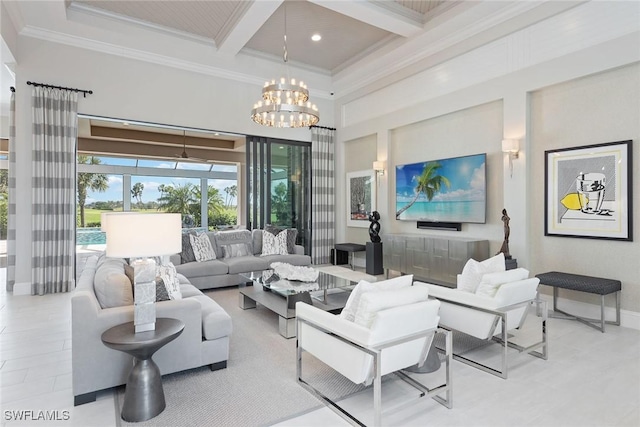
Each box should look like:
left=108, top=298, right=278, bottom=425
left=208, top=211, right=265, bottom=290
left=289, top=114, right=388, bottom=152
left=601, top=295, right=606, bottom=333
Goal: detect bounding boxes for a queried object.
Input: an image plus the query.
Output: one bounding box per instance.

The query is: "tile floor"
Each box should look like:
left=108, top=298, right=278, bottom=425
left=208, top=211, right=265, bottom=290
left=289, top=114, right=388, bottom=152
left=1, top=266, right=639, bottom=427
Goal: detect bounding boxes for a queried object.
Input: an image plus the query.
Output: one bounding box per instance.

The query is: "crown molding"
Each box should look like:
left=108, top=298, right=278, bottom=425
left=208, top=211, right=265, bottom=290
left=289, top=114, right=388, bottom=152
left=333, top=0, right=584, bottom=98
left=19, top=25, right=334, bottom=100
left=66, top=2, right=216, bottom=47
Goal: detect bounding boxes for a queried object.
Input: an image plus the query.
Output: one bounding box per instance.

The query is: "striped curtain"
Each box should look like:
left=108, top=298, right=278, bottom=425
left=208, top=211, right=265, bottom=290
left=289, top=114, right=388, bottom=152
left=5, top=90, right=16, bottom=291
left=31, top=87, right=78, bottom=295
left=310, top=127, right=335, bottom=264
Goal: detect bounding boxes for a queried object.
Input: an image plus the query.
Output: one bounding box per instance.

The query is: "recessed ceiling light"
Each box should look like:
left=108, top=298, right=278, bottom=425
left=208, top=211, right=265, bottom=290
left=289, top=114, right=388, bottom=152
left=311, top=34, right=321, bottom=42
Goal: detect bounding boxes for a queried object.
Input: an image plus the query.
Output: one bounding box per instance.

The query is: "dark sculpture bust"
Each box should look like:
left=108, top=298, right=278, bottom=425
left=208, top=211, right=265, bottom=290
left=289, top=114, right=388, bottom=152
left=368, top=211, right=381, bottom=243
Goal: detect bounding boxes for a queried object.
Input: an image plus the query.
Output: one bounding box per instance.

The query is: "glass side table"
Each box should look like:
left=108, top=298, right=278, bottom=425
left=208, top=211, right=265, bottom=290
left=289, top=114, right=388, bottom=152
left=101, top=317, right=184, bottom=422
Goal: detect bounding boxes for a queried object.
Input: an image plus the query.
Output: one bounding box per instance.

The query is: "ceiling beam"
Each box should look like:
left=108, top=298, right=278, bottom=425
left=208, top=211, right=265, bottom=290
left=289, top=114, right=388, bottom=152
left=89, top=126, right=238, bottom=150
left=309, top=0, right=424, bottom=38
left=216, top=0, right=284, bottom=56
left=78, top=138, right=245, bottom=164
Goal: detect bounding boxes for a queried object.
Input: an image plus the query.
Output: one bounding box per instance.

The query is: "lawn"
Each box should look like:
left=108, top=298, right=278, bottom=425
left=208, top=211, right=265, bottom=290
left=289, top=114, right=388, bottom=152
left=78, top=208, right=157, bottom=227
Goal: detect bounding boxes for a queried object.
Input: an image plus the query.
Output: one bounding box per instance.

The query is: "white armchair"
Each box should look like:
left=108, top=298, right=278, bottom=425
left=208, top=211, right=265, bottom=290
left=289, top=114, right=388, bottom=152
left=295, top=286, right=452, bottom=427
left=416, top=267, right=548, bottom=379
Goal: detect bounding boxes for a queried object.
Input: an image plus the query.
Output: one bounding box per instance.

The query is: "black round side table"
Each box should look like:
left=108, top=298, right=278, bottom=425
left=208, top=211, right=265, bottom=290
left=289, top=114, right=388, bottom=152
left=101, top=317, right=185, bottom=422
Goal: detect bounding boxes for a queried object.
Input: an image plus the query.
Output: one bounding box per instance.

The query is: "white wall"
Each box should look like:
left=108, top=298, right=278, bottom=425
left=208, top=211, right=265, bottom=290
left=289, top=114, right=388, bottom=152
left=333, top=2, right=640, bottom=322
left=389, top=100, right=504, bottom=253
left=11, top=37, right=334, bottom=289
left=343, top=134, right=377, bottom=244
left=529, top=63, right=640, bottom=313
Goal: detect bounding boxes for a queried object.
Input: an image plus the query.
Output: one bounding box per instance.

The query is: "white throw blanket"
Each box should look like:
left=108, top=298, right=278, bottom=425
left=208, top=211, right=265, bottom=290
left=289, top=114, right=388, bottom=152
left=270, top=262, right=319, bottom=282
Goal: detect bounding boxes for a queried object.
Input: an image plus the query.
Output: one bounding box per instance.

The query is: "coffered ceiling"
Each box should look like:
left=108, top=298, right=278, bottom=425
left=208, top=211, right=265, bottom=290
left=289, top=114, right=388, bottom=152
left=1, top=0, right=585, bottom=118
left=69, top=0, right=454, bottom=73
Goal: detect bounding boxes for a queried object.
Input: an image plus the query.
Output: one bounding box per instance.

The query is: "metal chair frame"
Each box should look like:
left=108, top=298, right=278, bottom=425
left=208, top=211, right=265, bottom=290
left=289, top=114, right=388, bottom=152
left=296, top=317, right=452, bottom=427
left=436, top=298, right=548, bottom=379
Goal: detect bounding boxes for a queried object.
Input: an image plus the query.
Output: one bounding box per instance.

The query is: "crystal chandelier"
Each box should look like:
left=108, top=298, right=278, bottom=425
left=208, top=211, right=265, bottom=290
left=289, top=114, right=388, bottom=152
left=251, top=5, right=319, bottom=128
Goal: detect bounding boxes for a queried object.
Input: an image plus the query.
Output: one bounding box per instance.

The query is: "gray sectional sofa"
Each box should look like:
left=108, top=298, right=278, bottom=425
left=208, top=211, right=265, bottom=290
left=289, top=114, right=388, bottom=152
left=71, top=255, right=232, bottom=406
left=170, top=228, right=312, bottom=289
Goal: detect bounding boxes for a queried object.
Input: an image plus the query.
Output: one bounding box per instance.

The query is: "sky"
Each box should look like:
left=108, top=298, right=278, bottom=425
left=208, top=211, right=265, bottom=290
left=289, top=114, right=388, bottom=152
left=395, top=153, right=486, bottom=202
left=84, top=157, right=239, bottom=205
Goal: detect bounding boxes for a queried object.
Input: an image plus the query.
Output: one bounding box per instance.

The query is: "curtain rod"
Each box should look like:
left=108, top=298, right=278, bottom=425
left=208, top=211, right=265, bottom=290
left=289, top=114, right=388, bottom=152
left=27, top=81, right=93, bottom=97
left=309, top=125, right=336, bottom=131
left=10, top=87, right=15, bottom=92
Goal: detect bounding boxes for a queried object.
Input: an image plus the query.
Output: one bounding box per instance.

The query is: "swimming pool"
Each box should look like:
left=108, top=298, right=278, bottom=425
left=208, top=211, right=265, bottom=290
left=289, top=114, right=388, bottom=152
left=76, top=227, right=106, bottom=245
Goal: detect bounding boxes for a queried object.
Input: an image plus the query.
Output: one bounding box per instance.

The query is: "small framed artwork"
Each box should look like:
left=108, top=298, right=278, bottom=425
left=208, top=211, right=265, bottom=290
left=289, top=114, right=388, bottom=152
left=545, top=140, right=632, bottom=241
left=347, top=170, right=376, bottom=228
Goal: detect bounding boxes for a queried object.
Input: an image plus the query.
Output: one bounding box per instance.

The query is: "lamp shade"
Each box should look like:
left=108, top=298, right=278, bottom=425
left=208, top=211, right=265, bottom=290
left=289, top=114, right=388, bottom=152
left=501, top=139, right=519, bottom=153
left=105, top=213, right=181, bottom=258
left=373, top=161, right=385, bottom=171
left=100, top=211, right=136, bottom=232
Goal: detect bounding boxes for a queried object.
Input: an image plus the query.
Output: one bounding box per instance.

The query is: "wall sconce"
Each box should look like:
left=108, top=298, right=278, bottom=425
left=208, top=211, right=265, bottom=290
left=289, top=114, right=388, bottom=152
left=502, top=139, right=520, bottom=177
left=373, top=161, right=385, bottom=176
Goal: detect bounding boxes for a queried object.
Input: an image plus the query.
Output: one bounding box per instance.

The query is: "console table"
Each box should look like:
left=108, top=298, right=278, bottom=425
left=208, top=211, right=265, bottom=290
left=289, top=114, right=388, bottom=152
left=382, top=234, right=489, bottom=287
left=101, top=318, right=185, bottom=422
left=535, top=271, right=621, bottom=333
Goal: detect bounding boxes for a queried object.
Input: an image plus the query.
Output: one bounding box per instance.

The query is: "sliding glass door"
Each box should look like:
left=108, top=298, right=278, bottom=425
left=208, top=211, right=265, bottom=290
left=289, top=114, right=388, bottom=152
left=246, top=136, right=311, bottom=253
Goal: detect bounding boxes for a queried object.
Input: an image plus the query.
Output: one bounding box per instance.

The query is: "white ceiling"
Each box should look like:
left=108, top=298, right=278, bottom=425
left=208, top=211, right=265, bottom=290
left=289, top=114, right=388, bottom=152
left=70, top=0, right=452, bottom=73
left=1, top=0, right=583, bottom=118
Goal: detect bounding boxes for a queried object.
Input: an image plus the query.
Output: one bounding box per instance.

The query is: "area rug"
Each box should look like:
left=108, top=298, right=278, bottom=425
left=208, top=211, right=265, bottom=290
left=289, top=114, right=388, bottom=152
left=116, top=283, right=363, bottom=427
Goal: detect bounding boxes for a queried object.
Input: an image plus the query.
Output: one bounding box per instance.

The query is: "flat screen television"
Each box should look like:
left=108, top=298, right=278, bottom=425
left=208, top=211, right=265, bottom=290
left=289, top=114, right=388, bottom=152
left=395, top=153, right=486, bottom=223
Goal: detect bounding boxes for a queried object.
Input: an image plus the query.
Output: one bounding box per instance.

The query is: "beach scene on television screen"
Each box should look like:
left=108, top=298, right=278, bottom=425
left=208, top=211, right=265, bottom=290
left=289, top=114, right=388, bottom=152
left=396, top=153, right=486, bottom=223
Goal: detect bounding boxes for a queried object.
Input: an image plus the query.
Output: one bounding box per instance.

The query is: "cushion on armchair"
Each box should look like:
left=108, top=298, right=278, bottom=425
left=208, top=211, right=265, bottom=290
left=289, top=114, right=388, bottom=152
left=354, top=286, right=429, bottom=328
left=340, top=275, right=414, bottom=323
left=476, top=268, right=530, bottom=297
left=457, top=253, right=505, bottom=293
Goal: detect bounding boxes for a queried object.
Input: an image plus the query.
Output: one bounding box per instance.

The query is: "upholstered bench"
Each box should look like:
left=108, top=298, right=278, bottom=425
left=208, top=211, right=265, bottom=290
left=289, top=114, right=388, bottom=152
left=535, top=271, right=621, bottom=332
left=334, top=243, right=366, bottom=270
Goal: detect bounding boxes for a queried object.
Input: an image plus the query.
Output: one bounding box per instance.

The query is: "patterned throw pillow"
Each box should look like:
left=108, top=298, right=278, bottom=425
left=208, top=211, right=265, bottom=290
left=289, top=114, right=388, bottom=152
left=261, top=230, right=288, bottom=256
left=264, top=225, right=298, bottom=254
left=155, top=278, right=171, bottom=301
left=156, top=263, right=182, bottom=300
left=180, top=232, right=196, bottom=264
left=189, top=232, right=217, bottom=262
left=223, top=243, right=251, bottom=258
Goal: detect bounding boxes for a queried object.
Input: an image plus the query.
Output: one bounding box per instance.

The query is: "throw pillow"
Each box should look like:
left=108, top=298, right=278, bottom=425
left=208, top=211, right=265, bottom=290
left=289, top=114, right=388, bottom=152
left=223, top=243, right=251, bottom=258
left=156, top=263, right=182, bottom=300
left=340, top=275, right=414, bottom=322
left=476, top=268, right=530, bottom=297
left=457, top=253, right=506, bottom=293
left=265, top=225, right=298, bottom=254
left=190, top=232, right=217, bottom=262
left=180, top=232, right=196, bottom=264
left=354, top=286, right=430, bottom=328
left=94, top=259, right=133, bottom=309
left=155, top=278, right=171, bottom=301
left=261, top=230, right=288, bottom=256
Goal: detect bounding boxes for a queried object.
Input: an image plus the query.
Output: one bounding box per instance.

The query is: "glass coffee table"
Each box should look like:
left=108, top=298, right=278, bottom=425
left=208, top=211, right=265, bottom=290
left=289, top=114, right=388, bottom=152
left=239, top=269, right=357, bottom=338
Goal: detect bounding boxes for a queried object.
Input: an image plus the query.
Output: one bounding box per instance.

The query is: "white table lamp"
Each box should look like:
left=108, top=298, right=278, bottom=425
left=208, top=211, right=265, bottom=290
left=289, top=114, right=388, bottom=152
left=105, top=212, right=181, bottom=333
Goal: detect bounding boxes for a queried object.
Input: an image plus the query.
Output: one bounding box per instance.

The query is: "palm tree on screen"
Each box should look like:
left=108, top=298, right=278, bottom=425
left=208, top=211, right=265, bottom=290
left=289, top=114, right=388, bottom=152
left=77, top=155, right=108, bottom=227
left=395, top=161, right=450, bottom=218
left=131, top=182, right=144, bottom=207
left=158, top=183, right=197, bottom=215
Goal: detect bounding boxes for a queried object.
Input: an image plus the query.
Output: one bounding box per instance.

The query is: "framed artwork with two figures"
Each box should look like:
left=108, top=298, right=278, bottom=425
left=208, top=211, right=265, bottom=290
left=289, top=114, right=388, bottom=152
left=545, top=140, right=632, bottom=241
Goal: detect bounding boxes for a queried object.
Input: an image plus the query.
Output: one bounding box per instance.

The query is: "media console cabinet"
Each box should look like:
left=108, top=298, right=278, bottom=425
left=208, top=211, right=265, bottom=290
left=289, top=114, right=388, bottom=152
left=382, top=234, right=489, bottom=287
